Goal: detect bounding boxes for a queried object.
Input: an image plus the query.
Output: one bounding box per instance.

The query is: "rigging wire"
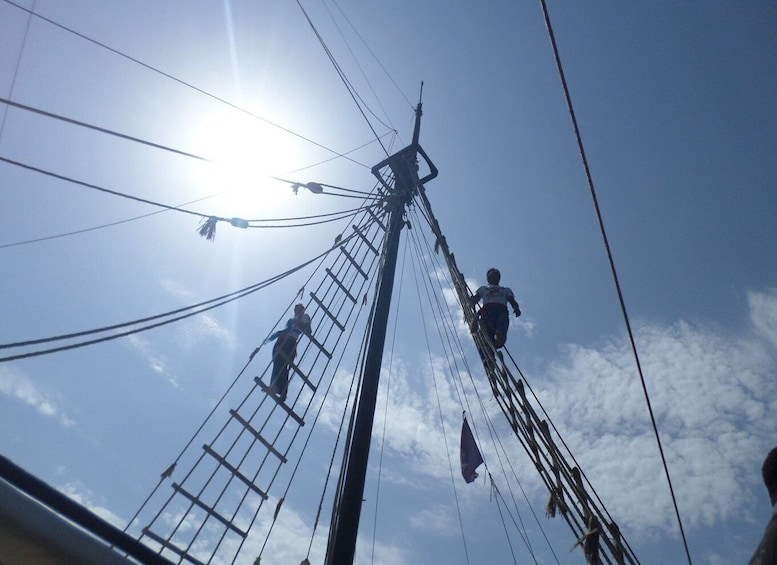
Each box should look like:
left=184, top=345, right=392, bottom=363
left=415, top=177, right=640, bottom=562
left=125, top=206, right=389, bottom=546
left=0, top=97, right=382, bottom=211
left=537, top=1, right=693, bottom=563
left=406, top=208, right=543, bottom=564
left=0, top=0, right=374, bottom=169
left=406, top=229, right=473, bottom=565
left=0, top=228, right=369, bottom=362
left=294, top=0, right=390, bottom=157
left=319, top=0, right=397, bottom=133
left=329, top=0, right=415, bottom=110
left=254, top=266, right=378, bottom=562
left=285, top=130, right=397, bottom=175
left=0, top=155, right=378, bottom=232
left=0, top=98, right=382, bottom=203
left=406, top=206, right=549, bottom=563
left=0, top=0, right=34, bottom=142
left=497, top=344, right=641, bottom=562
left=369, top=231, right=409, bottom=563
left=0, top=193, right=220, bottom=249
left=302, top=318, right=371, bottom=562
left=0, top=97, right=216, bottom=163
left=491, top=482, right=520, bottom=565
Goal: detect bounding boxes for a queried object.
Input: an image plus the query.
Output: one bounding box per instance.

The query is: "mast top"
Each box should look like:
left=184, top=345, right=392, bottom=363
left=412, top=81, right=424, bottom=146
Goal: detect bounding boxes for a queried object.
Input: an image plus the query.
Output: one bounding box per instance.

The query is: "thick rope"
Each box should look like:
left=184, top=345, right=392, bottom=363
left=537, top=2, right=692, bottom=562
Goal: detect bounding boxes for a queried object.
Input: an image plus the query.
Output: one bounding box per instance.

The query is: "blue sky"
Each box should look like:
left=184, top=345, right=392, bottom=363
left=2, top=1, right=777, bottom=564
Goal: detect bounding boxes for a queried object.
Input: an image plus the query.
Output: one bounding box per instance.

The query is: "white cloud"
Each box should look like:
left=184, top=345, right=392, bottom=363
left=159, top=491, right=412, bottom=565
left=749, top=288, right=777, bottom=350
left=61, top=482, right=124, bottom=528
left=531, top=308, right=777, bottom=536
left=0, top=367, right=75, bottom=427
left=160, top=278, right=236, bottom=350
left=326, top=287, right=777, bottom=544
left=407, top=503, right=458, bottom=537
left=125, top=334, right=179, bottom=388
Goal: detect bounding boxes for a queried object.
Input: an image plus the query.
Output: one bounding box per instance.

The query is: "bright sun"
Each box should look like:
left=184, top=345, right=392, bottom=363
left=192, top=108, right=298, bottom=214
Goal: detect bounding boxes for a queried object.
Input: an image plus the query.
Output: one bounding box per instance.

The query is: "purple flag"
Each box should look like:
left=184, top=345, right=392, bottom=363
left=460, top=416, right=483, bottom=483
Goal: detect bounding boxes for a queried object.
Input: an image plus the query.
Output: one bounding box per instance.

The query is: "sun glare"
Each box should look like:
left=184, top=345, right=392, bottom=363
left=192, top=109, right=299, bottom=214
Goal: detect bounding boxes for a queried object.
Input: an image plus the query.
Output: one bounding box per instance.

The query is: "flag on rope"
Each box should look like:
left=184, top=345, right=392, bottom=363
left=460, top=415, right=483, bottom=483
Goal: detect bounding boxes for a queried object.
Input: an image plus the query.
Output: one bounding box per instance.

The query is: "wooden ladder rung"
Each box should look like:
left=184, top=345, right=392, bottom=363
left=352, top=225, right=379, bottom=255
left=170, top=483, right=247, bottom=538
left=229, top=409, right=287, bottom=463
left=202, top=445, right=268, bottom=500
left=288, top=361, right=317, bottom=392
left=310, top=292, right=345, bottom=331
left=326, top=268, right=357, bottom=303
left=142, top=529, right=207, bottom=564
left=366, top=207, right=386, bottom=231
left=340, top=247, right=367, bottom=279
left=307, top=334, right=332, bottom=359
left=254, top=378, right=305, bottom=426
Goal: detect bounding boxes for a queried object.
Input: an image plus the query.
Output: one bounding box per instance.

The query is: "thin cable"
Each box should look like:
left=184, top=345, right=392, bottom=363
left=537, top=2, right=692, bottom=563
left=294, top=0, right=390, bottom=157
left=370, top=231, right=408, bottom=562
left=329, top=0, right=414, bottom=109
left=406, top=213, right=537, bottom=563
left=319, top=0, right=397, bottom=132
left=0, top=97, right=216, bottom=163
left=0, top=230, right=367, bottom=361
left=407, top=231, right=472, bottom=565
left=0, top=0, right=35, bottom=142
left=0, top=194, right=219, bottom=249
left=0, top=0, right=371, bottom=169
left=284, top=130, right=396, bottom=175
left=1, top=154, right=377, bottom=229
left=411, top=208, right=544, bottom=563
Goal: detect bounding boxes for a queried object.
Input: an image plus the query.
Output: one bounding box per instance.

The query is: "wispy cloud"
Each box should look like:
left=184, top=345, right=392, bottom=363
left=123, top=279, right=237, bottom=387
left=161, top=278, right=235, bottom=350
left=289, top=286, right=777, bottom=554
left=749, top=288, right=777, bottom=350
left=336, top=286, right=777, bottom=542
left=125, top=334, right=179, bottom=388
left=61, top=482, right=124, bottom=528
left=530, top=293, right=777, bottom=536
left=0, top=367, right=75, bottom=427
left=407, top=503, right=459, bottom=537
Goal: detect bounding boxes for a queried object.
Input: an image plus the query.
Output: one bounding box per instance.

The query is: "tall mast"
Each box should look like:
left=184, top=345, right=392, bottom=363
left=325, top=98, right=437, bottom=564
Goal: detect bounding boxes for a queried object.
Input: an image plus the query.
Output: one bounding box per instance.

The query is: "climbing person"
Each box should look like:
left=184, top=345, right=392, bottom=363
left=750, top=447, right=777, bottom=564
left=266, top=303, right=312, bottom=402
left=470, top=268, right=521, bottom=349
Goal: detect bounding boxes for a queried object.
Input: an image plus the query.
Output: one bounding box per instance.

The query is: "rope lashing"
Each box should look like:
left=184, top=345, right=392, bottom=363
left=570, top=514, right=602, bottom=565
left=291, top=181, right=324, bottom=194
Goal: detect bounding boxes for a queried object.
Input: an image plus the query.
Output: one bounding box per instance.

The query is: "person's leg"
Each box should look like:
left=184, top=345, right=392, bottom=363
left=270, top=342, right=284, bottom=391
left=276, top=339, right=296, bottom=401
left=494, top=308, right=509, bottom=348
left=482, top=307, right=499, bottom=347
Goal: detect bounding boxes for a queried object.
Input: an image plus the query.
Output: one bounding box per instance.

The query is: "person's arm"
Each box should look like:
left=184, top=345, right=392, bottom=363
left=469, top=289, right=482, bottom=307
left=298, top=314, right=313, bottom=337
left=250, top=330, right=280, bottom=360
left=508, top=296, right=521, bottom=317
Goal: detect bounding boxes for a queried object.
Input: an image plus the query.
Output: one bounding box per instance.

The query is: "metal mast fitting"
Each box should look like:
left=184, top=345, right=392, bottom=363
left=325, top=103, right=437, bottom=565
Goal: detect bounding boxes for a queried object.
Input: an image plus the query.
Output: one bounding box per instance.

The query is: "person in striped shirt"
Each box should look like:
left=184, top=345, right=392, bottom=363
left=470, top=268, right=521, bottom=349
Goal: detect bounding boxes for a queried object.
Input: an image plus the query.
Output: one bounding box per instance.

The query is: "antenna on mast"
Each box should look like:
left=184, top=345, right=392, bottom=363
left=412, top=81, right=424, bottom=146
